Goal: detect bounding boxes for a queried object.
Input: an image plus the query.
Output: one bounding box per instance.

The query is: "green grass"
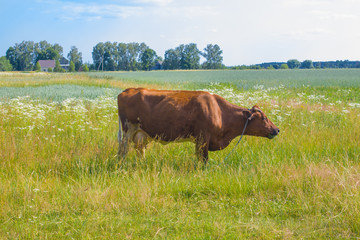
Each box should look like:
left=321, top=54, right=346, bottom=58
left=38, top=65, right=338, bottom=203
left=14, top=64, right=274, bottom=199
left=0, top=70, right=360, bottom=239
left=0, top=84, right=119, bottom=102
left=86, top=68, right=360, bottom=89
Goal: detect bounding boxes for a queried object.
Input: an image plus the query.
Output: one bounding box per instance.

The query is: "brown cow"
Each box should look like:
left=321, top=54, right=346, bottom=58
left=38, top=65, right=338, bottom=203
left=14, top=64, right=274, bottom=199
left=117, top=88, right=279, bottom=162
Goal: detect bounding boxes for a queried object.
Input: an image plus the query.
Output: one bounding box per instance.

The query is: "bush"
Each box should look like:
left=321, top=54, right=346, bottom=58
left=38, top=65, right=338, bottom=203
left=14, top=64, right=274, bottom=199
left=0, top=56, right=13, bottom=71
left=34, top=61, right=41, bottom=72
left=54, top=60, right=63, bottom=72
left=83, top=64, right=89, bottom=72
left=69, top=61, right=75, bottom=72
left=281, top=64, right=289, bottom=69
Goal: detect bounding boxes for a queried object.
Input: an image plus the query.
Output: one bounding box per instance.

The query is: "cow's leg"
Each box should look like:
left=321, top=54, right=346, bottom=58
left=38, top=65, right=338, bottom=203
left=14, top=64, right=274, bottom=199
left=133, top=131, right=149, bottom=158
left=117, top=118, right=130, bottom=158
left=195, top=139, right=209, bottom=164
left=117, top=131, right=130, bottom=158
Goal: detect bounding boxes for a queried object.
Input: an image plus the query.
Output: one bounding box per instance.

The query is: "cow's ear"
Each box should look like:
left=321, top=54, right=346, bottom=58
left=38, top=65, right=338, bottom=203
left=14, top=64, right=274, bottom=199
left=248, top=106, right=262, bottom=120
left=247, top=109, right=255, bottom=120
left=251, top=105, right=262, bottom=113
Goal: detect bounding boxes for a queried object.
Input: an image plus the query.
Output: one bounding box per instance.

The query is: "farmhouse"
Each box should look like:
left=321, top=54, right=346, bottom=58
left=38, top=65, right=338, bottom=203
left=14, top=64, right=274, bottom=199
left=59, top=57, right=70, bottom=71
left=38, top=60, right=55, bottom=72
left=38, top=57, right=70, bottom=72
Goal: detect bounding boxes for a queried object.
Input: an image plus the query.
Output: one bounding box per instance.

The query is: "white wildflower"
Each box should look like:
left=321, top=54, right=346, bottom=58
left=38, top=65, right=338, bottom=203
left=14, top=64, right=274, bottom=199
left=348, top=103, right=360, bottom=108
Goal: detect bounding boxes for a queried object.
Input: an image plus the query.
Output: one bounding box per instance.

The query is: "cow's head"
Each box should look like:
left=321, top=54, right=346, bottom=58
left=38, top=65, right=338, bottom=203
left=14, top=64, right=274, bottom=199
left=246, top=105, right=280, bottom=139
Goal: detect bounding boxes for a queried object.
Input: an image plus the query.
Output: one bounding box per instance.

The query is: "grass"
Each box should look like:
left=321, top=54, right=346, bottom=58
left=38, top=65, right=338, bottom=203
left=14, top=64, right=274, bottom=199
left=87, top=68, right=360, bottom=89
left=0, top=85, right=118, bottom=102
left=0, top=70, right=360, bottom=238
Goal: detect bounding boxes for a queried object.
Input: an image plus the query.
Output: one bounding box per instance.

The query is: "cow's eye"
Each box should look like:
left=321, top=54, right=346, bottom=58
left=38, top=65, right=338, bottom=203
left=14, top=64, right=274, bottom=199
left=262, top=117, right=267, bottom=121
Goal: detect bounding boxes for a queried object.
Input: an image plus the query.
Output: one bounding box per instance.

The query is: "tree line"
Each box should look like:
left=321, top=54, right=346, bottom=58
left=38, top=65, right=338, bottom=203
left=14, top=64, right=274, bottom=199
left=1, top=40, right=360, bottom=71
left=3, top=40, right=84, bottom=72
left=232, top=59, right=360, bottom=70
left=92, top=42, right=158, bottom=71
left=92, top=42, right=223, bottom=71
left=1, top=40, right=223, bottom=72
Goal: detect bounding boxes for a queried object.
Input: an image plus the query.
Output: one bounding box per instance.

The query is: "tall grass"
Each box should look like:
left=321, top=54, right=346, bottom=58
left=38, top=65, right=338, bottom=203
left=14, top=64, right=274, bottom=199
left=0, top=71, right=360, bottom=238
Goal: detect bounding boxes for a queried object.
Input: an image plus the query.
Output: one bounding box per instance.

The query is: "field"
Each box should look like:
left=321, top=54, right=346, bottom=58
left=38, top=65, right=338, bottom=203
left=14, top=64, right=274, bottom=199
left=0, top=69, right=360, bottom=239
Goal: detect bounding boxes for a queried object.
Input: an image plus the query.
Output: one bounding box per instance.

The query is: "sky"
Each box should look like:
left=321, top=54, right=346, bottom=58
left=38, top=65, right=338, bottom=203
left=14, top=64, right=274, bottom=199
left=1, top=0, right=359, bottom=66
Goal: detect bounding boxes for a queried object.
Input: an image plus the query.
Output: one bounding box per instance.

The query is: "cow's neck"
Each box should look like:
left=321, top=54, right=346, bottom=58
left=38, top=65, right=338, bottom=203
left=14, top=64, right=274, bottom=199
left=217, top=105, right=250, bottom=149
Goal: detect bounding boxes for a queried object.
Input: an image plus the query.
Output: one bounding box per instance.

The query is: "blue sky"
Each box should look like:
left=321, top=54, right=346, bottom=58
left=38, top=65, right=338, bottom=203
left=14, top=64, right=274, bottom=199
left=1, top=0, right=359, bottom=65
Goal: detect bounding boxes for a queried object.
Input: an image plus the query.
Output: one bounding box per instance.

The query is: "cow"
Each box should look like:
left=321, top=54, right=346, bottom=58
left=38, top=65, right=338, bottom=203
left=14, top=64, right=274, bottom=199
left=117, top=88, right=279, bottom=163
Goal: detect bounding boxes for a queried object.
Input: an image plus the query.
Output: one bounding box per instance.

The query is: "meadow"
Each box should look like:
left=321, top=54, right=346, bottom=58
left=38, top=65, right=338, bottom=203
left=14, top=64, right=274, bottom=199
left=0, top=69, right=359, bottom=239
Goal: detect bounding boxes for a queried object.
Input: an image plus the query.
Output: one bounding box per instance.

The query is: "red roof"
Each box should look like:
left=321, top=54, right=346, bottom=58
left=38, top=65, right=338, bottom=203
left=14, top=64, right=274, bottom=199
left=38, top=60, right=55, bottom=68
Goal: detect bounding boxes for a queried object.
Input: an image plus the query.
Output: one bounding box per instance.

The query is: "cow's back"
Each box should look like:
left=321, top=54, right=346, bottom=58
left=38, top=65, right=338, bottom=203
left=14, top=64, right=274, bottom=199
left=118, top=88, right=223, bottom=141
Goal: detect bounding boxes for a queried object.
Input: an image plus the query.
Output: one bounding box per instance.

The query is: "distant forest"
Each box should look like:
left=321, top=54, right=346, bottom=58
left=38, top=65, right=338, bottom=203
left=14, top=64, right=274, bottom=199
left=254, top=60, right=360, bottom=69
left=1, top=40, right=359, bottom=71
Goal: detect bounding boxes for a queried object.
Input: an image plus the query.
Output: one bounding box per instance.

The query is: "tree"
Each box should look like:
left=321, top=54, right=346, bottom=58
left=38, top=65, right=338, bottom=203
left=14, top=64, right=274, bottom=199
left=34, top=61, right=41, bottom=71
left=300, top=60, right=314, bottom=69
left=141, top=48, right=157, bottom=70
left=34, top=40, right=62, bottom=63
left=163, top=48, right=180, bottom=70
left=45, top=47, right=60, bottom=61
left=163, top=44, right=201, bottom=70
left=52, top=43, right=63, bottom=57
left=179, top=43, right=200, bottom=69
left=54, top=60, right=63, bottom=72
left=287, top=59, right=301, bottom=69
left=5, top=41, right=35, bottom=71
left=69, top=61, right=75, bottom=72
left=103, top=41, right=118, bottom=71
left=127, top=42, right=141, bottom=71
left=67, top=46, right=83, bottom=71
left=92, top=42, right=105, bottom=71
left=34, top=40, right=52, bottom=63
left=138, top=43, right=149, bottom=63
left=5, top=47, right=18, bottom=70
left=0, top=56, right=13, bottom=71
left=202, top=44, right=223, bottom=69
left=116, top=43, right=128, bottom=70
left=83, top=64, right=89, bottom=72
left=18, top=41, right=35, bottom=71
left=92, top=41, right=123, bottom=71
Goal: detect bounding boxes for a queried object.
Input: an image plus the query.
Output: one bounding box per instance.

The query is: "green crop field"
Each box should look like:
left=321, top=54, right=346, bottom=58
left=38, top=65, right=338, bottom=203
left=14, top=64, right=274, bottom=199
left=1, top=70, right=360, bottom=239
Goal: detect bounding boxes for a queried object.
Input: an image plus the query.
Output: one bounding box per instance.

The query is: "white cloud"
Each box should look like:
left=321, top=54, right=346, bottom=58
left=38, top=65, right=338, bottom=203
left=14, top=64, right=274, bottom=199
left=37, top=0, right=219, bottom=22
left=283, top=0, right=333, bottom=7
left=36, top=0, right=143, bottom=21
left=149, top=4, right=219, bottom=19
left=276, top=28, right=333, bottom=42
left=134, top=0, right=172, bottom=6
left=63, top=3, right=143, bottom=21
left=310, top=10, right=358, bottom=20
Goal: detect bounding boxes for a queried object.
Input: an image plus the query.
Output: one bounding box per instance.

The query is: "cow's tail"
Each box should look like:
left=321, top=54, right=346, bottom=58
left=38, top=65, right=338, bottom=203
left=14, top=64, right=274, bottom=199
left=117, top=92, right=123, bottom=144
left=118, top=114, right=123, bottom=143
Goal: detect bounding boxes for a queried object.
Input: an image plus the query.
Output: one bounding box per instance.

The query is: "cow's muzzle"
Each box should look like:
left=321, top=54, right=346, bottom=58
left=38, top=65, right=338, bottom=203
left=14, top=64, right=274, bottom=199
left=268, top=128, right=280, bottom=139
